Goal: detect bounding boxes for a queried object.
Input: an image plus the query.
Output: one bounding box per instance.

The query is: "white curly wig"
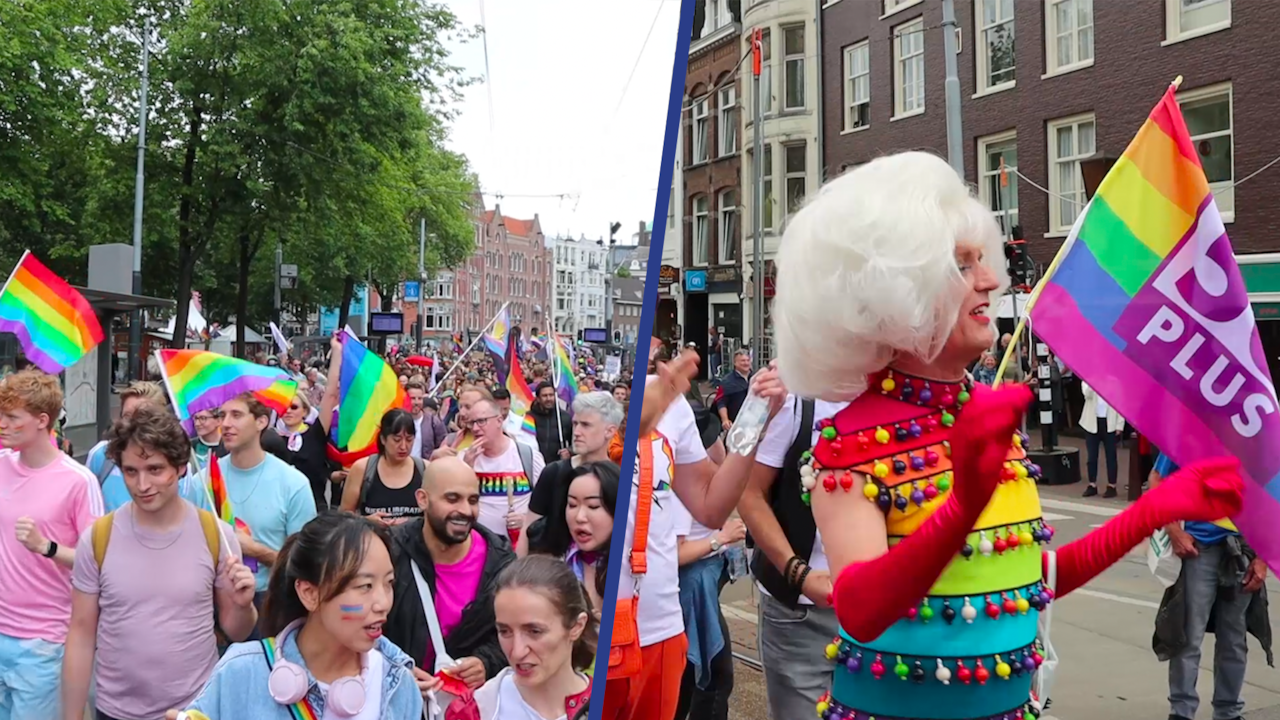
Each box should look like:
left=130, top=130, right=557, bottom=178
left=773, top=151, right=1008, bottom=402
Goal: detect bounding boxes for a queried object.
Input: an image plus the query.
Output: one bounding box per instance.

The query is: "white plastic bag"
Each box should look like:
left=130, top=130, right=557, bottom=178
left=1031, top=551, right=1061, bottom=712
left=1147, top=527, right=1182, bottom=588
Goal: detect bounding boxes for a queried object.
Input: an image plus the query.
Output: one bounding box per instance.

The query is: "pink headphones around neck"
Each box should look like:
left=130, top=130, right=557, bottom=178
left=267, top=619, right=369, bottom=716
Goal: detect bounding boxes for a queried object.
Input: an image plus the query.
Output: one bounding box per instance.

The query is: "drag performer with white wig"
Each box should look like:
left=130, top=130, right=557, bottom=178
left=771, top=151, right=1245, bottom=720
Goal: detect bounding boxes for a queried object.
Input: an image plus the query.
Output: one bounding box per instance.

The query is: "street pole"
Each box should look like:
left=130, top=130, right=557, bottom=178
left=751, top=28, right=765, bottom=370
left=273, top=239, right=282, bottom=330
left=128, top=16, right=152, bottom=381
left=417, top=217, right=426, bottom=352
left=941, top=0, right=964, bottom=177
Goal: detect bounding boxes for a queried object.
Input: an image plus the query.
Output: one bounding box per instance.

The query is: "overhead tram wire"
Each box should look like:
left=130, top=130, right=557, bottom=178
left=572, top=1, right=669, bottom=212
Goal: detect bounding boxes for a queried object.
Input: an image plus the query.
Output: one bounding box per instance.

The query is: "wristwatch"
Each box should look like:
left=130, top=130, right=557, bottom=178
left=710, top=537, right=723, bottom=553
left=43, top=541, right=58, bottom=558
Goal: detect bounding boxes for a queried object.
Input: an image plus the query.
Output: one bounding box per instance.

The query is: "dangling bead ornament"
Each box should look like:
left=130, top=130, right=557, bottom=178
left=995, top=655, right=1012, bottom=680
left=961, top=597, right=977, bottom=623
left=974, top=659, right=990, bottom=685
left=911, top=660, right=926, bottom=684
left=919, top=384, right=934, bottom=403
left=919, top=601, right=934, bottom=622
left=985, top=596, right=1001, bottom=620
left=1015, top=591, right=1031, bottom=615
left=994, top=530, right=1008, bottom=555
left=894, top=656, right=909, bottom=680
left=874, top=426, right=891, bottom=444
left=978, top=531, right=994, bottom=557
left=839, top=472, right=854, bottom=492
left=941, top=599, right=957, bottom=624
left=825, top=641, right=839, bottom=660
left=1019, top=527, right=1034, bottom=547
left=823, top=474, right=838, bottom=492
left=870, top=653, right=886, bottom=679
left=894, top=490, right=909, bottom=512
left=800, top=464, right=817, bottom=492
left=873, top=461, right=890, bottom=479
left=863, top=481, right=879, bottom=500
left=955, top=659, right=972, bottom=684
left=960, top=542, right=975, bottom=560
left=1002, top=593, right=1018, bottom=616
left=935, top=659, right=952, bottom=685
left=1006, top=527, right=1021, bottom=549
left=881, top=376, right=896, bottom=393
left=936, top=470, right=952, bottom=492
left=906, top=606, right=918, bottom=621
left=848, top=651, right=863, bottom=672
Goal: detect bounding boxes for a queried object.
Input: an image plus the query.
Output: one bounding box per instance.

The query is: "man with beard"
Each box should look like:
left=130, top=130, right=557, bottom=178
left=528, top=382, right=572, bottom=465
left=386, top=457, right=514, bottom=697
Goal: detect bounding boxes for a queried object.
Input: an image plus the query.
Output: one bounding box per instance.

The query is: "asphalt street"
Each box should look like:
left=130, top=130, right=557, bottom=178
left=717, top=437, right=1280, bottom=720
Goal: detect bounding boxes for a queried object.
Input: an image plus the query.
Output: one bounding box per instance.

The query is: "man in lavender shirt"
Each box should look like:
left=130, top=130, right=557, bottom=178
left=61, top=405, right=258, bottom=720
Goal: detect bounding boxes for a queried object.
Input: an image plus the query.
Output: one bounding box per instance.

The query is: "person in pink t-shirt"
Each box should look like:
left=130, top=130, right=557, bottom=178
left=385, top=458, right=516, bottom=705
left=0, top=370, right=104, bottom=720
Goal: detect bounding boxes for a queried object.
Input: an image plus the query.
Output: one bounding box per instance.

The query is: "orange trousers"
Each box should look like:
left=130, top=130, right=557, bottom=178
left=602, top=633, right=688, bottom=720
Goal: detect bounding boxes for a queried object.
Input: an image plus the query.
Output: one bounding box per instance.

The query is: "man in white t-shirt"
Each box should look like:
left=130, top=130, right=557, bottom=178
left=604, top=350, right=784, bottom=720
left=462, top=399, right=545, bottom=538
left=738, top=393, right=848, bottom=720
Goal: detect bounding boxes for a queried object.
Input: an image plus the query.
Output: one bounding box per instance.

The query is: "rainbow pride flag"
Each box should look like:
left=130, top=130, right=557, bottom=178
left=552, top=335, right=578, bottom=407
left=329, top=330, right=408, bottom=465
left=207, top=455, right=256, bottom=570
left=1029, top=82, right=1280, bottom=569
left=0, top=251, right=105, bottom=374
left=506, top=349, right=538, bottom=441
left=156, top=349, right=297, bottom=435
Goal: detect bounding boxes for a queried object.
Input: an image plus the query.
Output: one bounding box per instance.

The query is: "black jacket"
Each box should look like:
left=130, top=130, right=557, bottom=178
left=530, top=404, right=571, bottom=465
left=714, top=370, right=752, bottom=423
left=385, top=519, right=516, bottom=678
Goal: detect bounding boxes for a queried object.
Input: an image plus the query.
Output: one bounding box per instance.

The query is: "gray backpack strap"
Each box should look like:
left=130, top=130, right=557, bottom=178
left=516, top=442, right=535, bottom=485
left=357, top=454, right=381, bottom=513
left=412, top=457, right=426, bottom=478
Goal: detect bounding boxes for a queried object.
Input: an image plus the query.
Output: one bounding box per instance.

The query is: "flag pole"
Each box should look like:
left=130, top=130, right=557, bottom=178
left=430, top=302, right=511, bottom=397
left=551, top=347, right=566, bottom=451
left=0, top=250, right=30, bottom=304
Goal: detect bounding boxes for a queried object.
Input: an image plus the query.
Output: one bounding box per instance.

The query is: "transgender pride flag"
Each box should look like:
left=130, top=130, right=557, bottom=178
left=1030, top=82, right=1280, bottom=570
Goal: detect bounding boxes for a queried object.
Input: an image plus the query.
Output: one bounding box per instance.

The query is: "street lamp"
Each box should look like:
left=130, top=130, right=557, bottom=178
left=600, top=222, right=621, bottom=345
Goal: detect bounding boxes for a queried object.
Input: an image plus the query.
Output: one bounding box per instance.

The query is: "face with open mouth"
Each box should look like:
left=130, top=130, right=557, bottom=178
left=320, top=536, right=395, bottom=654
left=495, top=586, right=584, bottom=688
left=566, top=474, right=612, bottom=553
left=947, top=240, right=1002, bottom=361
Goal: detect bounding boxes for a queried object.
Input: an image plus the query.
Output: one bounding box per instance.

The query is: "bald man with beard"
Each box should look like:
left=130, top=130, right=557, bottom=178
left=385, top=458, right=515, bottom=698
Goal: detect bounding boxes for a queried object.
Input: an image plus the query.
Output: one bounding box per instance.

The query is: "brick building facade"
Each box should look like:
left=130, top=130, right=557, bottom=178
left=682, top=3, right=746, bottom=354
left=821, top=0, right=1280, bottom=265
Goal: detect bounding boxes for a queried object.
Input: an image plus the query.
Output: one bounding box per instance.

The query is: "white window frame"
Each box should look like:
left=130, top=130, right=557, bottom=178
left=977, top=130, right=1019, bottom=235
left=718, top=86, right=738, bottom=156
left=1046, top=113, right=1096, bottom=234
left=762, top=144, right=775, bottom=232
left=882, top=0, right=924, bottom=18
left=1044, top=0, right=1093, bottom=77
left=758, top=29, right=774, bottom=115
left=1177, top=81, right=1234, bottom=223
left=693, top=195, right=710, bottom=266
left=692, top=97, right=710, bottom=164
left=893, top=18, right=925, bottom=119
left=1165, top=0, right=1231, bottom=45
left=784, top=143, right=806, bottom=218
left=782, top=24, right=806, bottom=111
left=718, top=188, right=738, bottom=265
left=843, top=41, right=870, bottom=133
left=975, top=0, right=1016, bottom=94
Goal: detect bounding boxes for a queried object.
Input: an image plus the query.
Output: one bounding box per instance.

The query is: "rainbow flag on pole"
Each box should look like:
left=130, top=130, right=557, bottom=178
left=1029, top=81, right=1280, bottom=569
left=552, top=335, right=578, bottom=407
left=0, top=251, right=104, bottom=374
left=329, top=330, right=408, bottom=465
left=156, top=349, right=297, bottom=435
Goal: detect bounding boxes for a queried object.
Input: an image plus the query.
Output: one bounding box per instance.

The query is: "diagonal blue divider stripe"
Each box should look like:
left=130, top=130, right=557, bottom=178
left=591, top=1, right=696, bottom=716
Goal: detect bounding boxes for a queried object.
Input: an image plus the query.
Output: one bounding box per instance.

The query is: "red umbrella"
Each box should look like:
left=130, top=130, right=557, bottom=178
left=405, top=355, right=434, bottom=368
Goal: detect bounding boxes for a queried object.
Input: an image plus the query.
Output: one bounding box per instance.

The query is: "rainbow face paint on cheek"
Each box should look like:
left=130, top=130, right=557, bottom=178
left=340, top=604, right=364, bottom=619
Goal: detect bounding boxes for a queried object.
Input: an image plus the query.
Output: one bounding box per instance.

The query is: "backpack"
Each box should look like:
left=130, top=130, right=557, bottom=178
left=92, top=444, right=116, bottom=487
left=91, top=507, right=222, bottom=569
left=358, top=454, right=428, bottom=512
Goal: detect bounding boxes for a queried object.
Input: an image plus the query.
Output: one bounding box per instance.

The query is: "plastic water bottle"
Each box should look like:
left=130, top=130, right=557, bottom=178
left=726, top=389, right=771, bottom=456
left=724, top=543, right=749, bottom=583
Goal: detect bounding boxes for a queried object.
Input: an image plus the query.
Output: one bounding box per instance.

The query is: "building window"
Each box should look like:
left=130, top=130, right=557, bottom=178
left=718, top=86, right=737, bottom=156
left=977, top=0, right=1015, bottom=92
left=668, top=186, right=675, bottom=228
left=783, top=25, right=805, bottom=110
left=718, top=189, right=738, bottom=264
left=1045, top=0, right=1092, bottom=75
left=978, top=131, right=1018, bottom=235
left=762, top=144, right=775, bottom=231
left=693, top=195, right=710, bottom=266
left=434, top=280, right=453, bottom=299
left=692, top=97, right=710, bottom=164
left=785, top=144, right=806, bottom=216
left=1179, top=82, right=1234, bottom=220
left=883, top=0, right=923, bottom=15
left=1166, top=0, right=1230, bottom=42
left=1047, top=113, right=1095, bottom=232
left=843, top=41, right=870, bottom=131
left=893, top=18, right=925, bottom=117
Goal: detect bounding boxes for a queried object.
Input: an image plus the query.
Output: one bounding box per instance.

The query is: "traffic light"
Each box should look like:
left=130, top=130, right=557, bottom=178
left=1004, top=226, right=1031, bottom=287
left=577, top=329, right=584, bottom=342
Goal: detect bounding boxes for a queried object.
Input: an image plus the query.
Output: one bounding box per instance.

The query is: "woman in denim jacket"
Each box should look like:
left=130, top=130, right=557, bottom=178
left=167, top=512, right=423, bottom=719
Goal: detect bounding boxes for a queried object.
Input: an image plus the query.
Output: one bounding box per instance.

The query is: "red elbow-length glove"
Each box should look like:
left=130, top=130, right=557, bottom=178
left=833, top=384, right=1032, bottom=643
left=1048, top=457, right=1244, bottom=597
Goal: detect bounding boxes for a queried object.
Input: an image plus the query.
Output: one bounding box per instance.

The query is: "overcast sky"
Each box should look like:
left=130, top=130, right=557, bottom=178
left=442, top=0, right=681, bottom=245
